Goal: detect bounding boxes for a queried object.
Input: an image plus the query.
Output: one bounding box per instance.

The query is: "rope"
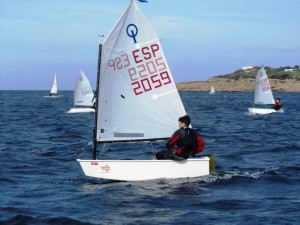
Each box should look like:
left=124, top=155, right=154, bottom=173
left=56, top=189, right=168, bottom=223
left=150, top=141, right=155, bottom=154
left=99, top=142, right=107, bottom=157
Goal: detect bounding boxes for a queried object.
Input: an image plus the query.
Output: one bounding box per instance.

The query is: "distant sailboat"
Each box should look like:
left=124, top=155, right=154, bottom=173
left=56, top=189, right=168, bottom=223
left=47, top=74, right=60, bottom=97
left=209, top=85, right=215, bottom=94
left=77, top=0, right=214, bottom=181
left=248, top=65, right=284, bottom=115
left=67, top=71, right=95, bottom=113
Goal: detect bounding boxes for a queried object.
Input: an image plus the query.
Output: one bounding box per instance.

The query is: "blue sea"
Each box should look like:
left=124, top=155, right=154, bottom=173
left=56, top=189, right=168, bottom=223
left=0, top=91, right=299, bottom=225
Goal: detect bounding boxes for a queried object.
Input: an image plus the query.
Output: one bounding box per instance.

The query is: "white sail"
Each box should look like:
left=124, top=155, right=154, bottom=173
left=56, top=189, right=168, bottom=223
left=209, top=85, right=215, bottom=94
left=50, top=74, right=57, bottom=95
left=96, top=0, right=186, bottom=142
left=248, top=65, right=283, bottom=114
left=74, top=71, right=94, bottom=107
left=253, top=66, right=274, bottom=105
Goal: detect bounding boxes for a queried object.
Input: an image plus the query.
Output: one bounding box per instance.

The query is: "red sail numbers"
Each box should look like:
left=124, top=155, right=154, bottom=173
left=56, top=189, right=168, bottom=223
left=261, top=77, right=271, bottom=92
left=107, top=43, right=172, bottom=96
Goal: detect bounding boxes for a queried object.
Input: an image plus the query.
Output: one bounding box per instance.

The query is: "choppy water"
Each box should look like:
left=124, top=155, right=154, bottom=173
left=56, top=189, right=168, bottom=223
left=0, top=91, right=299, bottom=225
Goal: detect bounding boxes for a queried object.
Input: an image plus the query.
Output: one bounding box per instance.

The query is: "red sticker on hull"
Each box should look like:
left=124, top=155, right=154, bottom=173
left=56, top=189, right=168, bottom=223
left=101, top=165, right=110, bottom=172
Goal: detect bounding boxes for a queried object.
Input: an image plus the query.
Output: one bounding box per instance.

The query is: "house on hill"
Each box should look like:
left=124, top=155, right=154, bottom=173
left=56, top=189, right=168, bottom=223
left=284, top=68, right=295, bottom=72
left=242, top=66, right=253, bottom=70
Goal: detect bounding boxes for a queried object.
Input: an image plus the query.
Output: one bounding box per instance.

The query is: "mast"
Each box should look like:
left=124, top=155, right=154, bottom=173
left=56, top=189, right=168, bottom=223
left=93, top=44, right=102, bottom=160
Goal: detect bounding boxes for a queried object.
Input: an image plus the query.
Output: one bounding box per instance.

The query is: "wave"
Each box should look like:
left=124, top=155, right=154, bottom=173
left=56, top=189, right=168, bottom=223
left=0, top=178, right=17, bottom=185
left=0, top=214, right=92, bottom=225
left=205, top=165, right=300, bottom=186
left=206, top=169, right=265, bottom=184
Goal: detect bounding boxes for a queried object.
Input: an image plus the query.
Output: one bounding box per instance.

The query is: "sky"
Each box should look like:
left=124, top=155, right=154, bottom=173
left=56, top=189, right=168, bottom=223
left=0, top=0, right=299, bottom=90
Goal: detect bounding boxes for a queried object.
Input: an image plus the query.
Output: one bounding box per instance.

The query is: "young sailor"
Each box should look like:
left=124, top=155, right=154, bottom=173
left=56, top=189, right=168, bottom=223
left=274, top=98, right=282, bottom=110
left=155, top=115, right=205, bottom=160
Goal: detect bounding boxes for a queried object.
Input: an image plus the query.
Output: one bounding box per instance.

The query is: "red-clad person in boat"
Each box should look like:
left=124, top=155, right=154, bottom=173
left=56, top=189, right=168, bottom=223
left=274, top=98, right=282, bottom=110
left=155, top=115, right=205, bottom=160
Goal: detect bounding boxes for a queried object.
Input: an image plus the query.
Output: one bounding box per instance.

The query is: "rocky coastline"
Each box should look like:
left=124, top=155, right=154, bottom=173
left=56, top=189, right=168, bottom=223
left=176, top=78, right=300, bottom=92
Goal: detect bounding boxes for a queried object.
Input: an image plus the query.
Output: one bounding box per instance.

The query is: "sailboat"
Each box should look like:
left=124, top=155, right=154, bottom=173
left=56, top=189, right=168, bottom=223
left=77, top=0, right=214, bottom=181
left=209, top=85, right=215, bottom=94
left=67, top=70, right=95, bottom=113
left=248, top=65, right=284, bottom=115
left=49, top=74, right=58, bottom=97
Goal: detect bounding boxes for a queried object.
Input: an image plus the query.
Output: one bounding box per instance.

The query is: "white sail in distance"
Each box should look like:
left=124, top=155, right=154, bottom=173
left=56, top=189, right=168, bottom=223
left=74, top=71, right=94, bottom=107
left=254, top=66, right=275, bottom=105
left=50, top=74, right=57, bottom=95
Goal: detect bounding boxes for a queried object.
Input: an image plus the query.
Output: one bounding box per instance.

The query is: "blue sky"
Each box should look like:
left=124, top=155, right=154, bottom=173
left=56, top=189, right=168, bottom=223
left=0, top=0, right=299, bottom=90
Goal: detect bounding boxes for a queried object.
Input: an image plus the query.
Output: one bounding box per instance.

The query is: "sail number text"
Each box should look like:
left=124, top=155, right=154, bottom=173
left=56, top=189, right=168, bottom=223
left=108, top=43, right=172, bottom=96
left=261, top=78, right=271, bottom=92
left=81, top=87, right=93, bottom=96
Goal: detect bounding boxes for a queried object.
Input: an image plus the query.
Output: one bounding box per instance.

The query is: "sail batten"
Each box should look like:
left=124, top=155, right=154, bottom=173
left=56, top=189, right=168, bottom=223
left=96, top=0, right=186, bottom=142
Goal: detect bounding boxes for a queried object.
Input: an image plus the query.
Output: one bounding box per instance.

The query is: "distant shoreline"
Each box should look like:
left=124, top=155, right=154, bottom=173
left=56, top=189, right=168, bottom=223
left=1, top=78, right=299, bottom=92
left=176, top=78, right=300, bottom=92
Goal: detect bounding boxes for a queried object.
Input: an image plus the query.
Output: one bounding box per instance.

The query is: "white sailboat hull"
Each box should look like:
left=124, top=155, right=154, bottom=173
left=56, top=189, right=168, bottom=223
left=67, top=107, right=95, bottom=113
left=44, top=95, right=61, bottom=98
left=77, top=157, right=210, bottom=181
left=248, top=107, right=284, bottom=115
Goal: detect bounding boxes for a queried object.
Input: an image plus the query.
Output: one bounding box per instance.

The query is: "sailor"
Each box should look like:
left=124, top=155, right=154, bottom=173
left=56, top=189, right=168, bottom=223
left=155, top=115, right=205, bottom=160
left=274, top=98, right=282, bottom=110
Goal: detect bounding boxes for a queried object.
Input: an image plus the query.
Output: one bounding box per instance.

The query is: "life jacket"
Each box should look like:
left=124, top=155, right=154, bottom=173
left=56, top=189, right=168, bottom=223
left=181, top=128, right=197, bottom=150
left=195, top=133, right=205, bottom=154
left=181, top=128, right=205, bottom=155
left=274, top=102, right=282, bottom=110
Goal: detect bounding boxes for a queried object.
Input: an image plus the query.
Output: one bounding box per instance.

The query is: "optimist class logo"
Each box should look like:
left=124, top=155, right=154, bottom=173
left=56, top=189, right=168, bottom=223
left=127, top=23, right=138, bottom=43
left=259, top=71, right=264, bottom=77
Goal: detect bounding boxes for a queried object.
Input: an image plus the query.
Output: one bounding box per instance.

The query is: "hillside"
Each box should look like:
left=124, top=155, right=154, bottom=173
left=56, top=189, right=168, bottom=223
left=176, top=66, right=300, bottom=92
left=215, top=65, right=300, bottom=80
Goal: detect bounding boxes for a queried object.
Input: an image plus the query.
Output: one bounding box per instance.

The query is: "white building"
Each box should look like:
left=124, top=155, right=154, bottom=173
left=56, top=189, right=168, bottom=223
left=242, top=66, right=253, bottom=70
left=284, top=69, right=295, bottom=72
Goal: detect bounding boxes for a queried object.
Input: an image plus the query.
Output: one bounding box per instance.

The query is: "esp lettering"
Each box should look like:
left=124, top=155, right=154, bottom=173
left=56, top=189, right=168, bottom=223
left=132, top=44, right=159, bottom=64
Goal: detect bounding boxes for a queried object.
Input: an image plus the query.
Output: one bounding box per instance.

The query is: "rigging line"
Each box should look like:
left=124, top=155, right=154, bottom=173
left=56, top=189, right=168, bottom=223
left=150, top=141, right=154, bottom=155
left=99, top=142, right=107, bottom=157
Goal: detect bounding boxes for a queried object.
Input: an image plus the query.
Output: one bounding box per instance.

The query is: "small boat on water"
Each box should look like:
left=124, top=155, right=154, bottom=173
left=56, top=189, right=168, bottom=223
left=77, top=0, right=214, bottom=181
left=67, top=70, right=95, bottom=113
left=45, top=74, right=60, bottom=98
left=209, top=85, right=215, bottom=94
left=248, top=65, right=284, bottom=115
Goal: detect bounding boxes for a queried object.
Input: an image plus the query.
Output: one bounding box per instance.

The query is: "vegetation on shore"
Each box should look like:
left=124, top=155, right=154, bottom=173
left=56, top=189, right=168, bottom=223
left=215, top=65, right=300, bottom=80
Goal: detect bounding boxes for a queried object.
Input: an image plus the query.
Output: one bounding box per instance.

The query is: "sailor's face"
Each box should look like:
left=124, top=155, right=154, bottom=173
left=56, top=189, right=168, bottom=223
left=178, top=121, right=185, bottom=128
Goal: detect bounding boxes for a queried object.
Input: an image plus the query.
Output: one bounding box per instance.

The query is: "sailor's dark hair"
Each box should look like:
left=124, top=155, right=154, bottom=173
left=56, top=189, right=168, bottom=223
left=178, top=115, right=191, bottom=126
left=276, top=98, right=281, bottom=101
